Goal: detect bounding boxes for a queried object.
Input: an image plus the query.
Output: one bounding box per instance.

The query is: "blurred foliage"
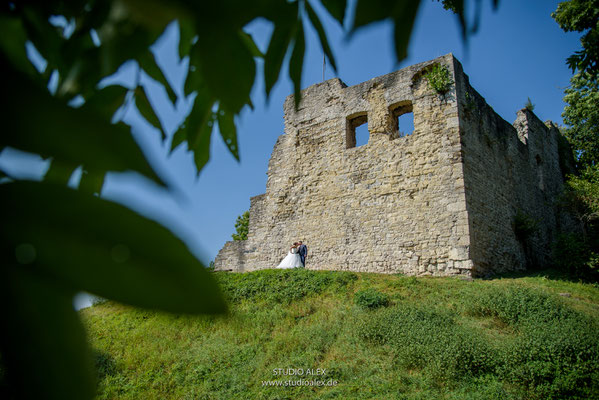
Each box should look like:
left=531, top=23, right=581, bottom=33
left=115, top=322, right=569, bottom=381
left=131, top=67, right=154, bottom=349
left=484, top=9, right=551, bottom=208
left=0, top=0, right=496, bottom=398
left=231, top=210, right=249, bottom=241
left=551, top=0, right=599, bottom=80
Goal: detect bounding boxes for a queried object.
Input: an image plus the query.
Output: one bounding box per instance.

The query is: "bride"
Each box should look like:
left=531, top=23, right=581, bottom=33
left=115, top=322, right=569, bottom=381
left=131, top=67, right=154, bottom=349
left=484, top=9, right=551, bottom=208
left=276, top=242, right=304, bottom=269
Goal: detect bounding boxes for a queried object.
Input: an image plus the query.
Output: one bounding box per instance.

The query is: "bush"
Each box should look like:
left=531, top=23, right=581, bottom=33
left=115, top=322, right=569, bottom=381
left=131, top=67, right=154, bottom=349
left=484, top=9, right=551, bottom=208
left=513, top=210, right=539, bottom=242
left=555, top=167, right=599, bottom=280
left=466, top=286, right=599, bottom=399
left=424, top=63, right=453, bottom=94
left=553, top=233, right=599, bottom=280
left=214, top=268, right=357, bottom=304
left=359, top=304, right=495, bottom=381
left=354, top=289, right=389, bottom=309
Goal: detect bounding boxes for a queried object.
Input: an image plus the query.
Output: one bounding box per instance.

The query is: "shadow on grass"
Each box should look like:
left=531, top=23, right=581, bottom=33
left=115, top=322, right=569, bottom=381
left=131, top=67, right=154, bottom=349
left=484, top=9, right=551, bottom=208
left=485, top=267, right=598, bottom=285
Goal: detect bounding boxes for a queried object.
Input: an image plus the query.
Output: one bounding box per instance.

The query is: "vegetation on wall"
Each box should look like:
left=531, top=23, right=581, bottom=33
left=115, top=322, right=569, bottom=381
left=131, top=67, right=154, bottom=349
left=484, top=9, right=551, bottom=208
left=524, top=97, right=535, bottom=111
left=231, top=211, right=250, bottom=241
left=424, top=63, right=453, bottom=95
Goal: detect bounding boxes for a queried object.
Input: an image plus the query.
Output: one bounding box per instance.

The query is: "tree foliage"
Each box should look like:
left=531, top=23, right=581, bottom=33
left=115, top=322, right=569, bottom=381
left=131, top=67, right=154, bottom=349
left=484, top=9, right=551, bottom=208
left=562, top=72, right=599, bottom=169
left=554, top=167, right=599, bottom=279
left=0, top=0, right=493, bottom=399
left=551, top=0, right=599, bottom=79
left=232, top=211, right=250, bottom=241
left=551, top=1, right=599, bottom=280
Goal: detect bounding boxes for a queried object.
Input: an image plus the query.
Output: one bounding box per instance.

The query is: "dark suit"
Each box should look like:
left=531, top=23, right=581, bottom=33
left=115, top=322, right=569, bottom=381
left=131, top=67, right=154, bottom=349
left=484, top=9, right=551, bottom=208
left=298, top=244, right=307, bottom=266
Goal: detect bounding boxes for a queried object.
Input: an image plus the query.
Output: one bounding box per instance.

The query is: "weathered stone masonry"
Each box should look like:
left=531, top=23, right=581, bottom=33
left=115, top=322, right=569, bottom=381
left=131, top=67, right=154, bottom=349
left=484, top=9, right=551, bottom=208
left=215, top=54, right=571, bottom=277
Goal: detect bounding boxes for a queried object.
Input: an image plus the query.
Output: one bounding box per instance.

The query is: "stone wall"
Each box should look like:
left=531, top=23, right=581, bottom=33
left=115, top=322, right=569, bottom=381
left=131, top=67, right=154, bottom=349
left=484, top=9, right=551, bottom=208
left=214, top=54, right=570, bottom=277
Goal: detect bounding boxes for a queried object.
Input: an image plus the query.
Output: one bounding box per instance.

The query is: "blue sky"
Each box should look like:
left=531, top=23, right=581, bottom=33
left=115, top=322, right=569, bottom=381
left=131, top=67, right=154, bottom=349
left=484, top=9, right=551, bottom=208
left=0, top=0, right=582, bottom=267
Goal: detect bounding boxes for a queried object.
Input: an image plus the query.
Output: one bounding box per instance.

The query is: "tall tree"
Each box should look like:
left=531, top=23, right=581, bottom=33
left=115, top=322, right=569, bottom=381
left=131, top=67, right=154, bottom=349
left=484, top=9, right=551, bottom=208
left=552, top=0, right=599, bottom=79
left=562, top=72, right=599, bottom=169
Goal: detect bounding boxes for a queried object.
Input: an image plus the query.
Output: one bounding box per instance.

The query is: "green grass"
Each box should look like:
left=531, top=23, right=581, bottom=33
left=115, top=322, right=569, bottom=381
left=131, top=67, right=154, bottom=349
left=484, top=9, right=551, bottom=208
left=81, top=269, right=599, bottom=399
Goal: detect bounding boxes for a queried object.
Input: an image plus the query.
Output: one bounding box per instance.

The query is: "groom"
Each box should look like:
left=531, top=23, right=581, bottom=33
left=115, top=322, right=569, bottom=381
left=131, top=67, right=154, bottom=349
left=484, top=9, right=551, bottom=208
left=298, top=241, right=308, bottom=267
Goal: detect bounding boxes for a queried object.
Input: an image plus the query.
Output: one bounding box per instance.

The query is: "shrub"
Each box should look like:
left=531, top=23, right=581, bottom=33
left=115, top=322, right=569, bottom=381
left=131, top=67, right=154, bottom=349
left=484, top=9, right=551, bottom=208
left=424, top=63, right=453, bottom=94
left=553, top=233, right=599, bottom=280
left=354, top=289, right=389, bottom=309
left=231, top=211, right=249, bottom=241
left=359, top=304, right=495, bottom=381
left=214, top=269, right=357, bottom=304
left=513, top=210, right=539, bottom=242
left=466, top=286, right=599, bottom=399
left=524, top=97, right=535, bottom=111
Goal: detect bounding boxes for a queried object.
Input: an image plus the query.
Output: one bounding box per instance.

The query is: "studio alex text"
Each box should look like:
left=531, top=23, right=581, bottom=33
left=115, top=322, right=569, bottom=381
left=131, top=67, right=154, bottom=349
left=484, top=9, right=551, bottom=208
left=272, top=368, right=327, bottom=376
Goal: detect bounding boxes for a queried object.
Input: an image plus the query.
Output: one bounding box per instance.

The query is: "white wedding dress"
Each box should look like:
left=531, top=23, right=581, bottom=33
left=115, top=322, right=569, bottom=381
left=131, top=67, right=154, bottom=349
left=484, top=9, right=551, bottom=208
left=276, top=247, right=304, bottom=269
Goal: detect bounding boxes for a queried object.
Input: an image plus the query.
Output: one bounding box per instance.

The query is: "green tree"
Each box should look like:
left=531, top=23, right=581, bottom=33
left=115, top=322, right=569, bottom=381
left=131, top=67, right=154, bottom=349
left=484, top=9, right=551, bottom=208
left=554, top=167, right=599, bottom=278
left=562, top=72, right=599, bottom=169
left=0, top=1, right=492, bottom=399
left=232, top=211, right=250, bottom=241
left=551, top=0, right=599, bottom=79
left=552, top=1, right=599, bottom=279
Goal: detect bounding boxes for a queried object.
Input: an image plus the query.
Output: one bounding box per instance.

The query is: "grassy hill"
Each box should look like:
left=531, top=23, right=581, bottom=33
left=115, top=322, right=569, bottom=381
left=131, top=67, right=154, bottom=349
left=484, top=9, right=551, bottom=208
left=82, top=269, right=599, bottom=399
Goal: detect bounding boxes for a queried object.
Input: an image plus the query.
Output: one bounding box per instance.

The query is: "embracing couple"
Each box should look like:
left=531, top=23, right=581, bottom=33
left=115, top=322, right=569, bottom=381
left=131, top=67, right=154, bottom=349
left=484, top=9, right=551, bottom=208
left=276, top=241, right=308, bottom=269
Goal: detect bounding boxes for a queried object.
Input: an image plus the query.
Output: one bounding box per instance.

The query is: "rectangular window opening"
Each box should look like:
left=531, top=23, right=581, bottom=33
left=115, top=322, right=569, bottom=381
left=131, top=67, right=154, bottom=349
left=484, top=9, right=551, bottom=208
left=346, top=114, right=368, bottom=148
left=391, top=102, right=414, bottom=138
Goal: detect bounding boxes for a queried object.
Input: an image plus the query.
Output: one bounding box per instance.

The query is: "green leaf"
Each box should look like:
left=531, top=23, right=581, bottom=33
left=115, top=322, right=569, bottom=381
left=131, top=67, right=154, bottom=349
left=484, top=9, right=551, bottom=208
left=178, top=18, right=196, bottom=60
left=170, top=88, right=215, bottom=172
left=352, top=0, right=390, bottom=31
left=217, top=107, right=239, bottom=161
left=0, top=268, right=96, bottom=400
left=135, top=86, right=166, bottom=141
left=264, top=6, right=298, bottom=98
left=170, top=124, right=187, bottom=153
left=81, top=84, right=128, bottom=121
left=289, top=20, right=306, bottom=110
left=43, top=159, right=78, bottom=186
left=20, top=7, right=63, bottom=71
left=97, top=24, right=158, bottom=84
left=184, top=55, right=202, bottom=97
left=240, top=31, right=264, bottom=58
left=78, top=169, right=106, bottom=195
left=352, top=0, right=423, bottom=62
left=0, top=15, right=38, bottom=78
left=392, top=1, right=422, bottom=61
left=195, top=28, right=255, bottom=114
left=321, top=0, right=348, bottom=25
left=1, top=61, right=166, bottom=187
left=138, top=49, right=177, bottom=105
left=305, top=1, right=337, bottom=72
left=0, top=181, right=227, bottom=315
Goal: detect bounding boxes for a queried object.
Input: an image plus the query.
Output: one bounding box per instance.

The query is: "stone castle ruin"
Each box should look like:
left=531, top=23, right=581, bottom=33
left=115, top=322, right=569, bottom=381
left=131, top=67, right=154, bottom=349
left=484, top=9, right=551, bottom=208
left=215, top=54, right=572, bottom=277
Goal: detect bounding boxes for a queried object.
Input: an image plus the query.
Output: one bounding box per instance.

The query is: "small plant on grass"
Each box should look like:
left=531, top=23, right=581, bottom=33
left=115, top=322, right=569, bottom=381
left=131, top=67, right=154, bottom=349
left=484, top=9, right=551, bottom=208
left=424, top=63, right=453, bottom=95
left=354, top=288, right=390, bottom=309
